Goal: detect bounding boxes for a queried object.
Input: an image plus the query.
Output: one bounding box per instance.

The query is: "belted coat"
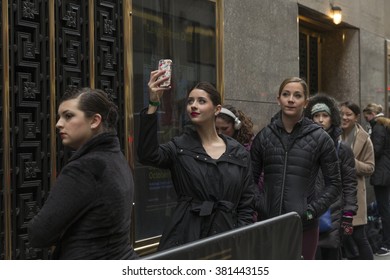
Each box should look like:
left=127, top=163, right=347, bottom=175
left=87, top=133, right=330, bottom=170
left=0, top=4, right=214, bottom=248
left=137, top=109, right=255, bottom=250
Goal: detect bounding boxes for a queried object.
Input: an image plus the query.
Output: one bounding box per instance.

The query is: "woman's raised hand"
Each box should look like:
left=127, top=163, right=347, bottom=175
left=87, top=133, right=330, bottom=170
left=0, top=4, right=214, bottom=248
left=148, top=69, right=171, bottom=103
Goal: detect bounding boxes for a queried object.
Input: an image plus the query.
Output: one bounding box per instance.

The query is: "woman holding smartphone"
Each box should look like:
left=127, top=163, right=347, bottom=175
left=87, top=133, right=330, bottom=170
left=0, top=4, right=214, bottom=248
left=137, top=69, right=255, bottom=251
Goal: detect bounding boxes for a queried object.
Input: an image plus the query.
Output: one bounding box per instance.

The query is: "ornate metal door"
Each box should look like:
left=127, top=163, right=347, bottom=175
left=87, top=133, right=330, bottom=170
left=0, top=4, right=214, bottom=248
left=0, top=0, right=131, bottom=260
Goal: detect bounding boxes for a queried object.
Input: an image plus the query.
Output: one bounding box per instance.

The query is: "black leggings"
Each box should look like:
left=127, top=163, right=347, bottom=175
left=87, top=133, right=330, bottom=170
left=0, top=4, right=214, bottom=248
left=346, top=225, right=374, bottom=260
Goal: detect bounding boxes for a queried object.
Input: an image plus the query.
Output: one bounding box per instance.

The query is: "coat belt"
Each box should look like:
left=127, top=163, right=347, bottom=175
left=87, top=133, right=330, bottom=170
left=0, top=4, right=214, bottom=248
left=178, top=196, right=235, bottom=217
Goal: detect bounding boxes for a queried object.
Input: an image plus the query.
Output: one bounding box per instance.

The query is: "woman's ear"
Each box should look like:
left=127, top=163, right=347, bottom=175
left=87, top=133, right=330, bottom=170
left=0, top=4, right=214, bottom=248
left=90, top=113, right=102, bottom=129
left=215, top=104, right=222, bottom=116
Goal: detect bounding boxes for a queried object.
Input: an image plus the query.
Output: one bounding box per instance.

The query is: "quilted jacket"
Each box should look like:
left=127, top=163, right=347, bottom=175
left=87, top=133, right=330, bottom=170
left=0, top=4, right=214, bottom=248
left=317, top=126, right=358, bottom=248
left=251, top=112, right=341, bottom=228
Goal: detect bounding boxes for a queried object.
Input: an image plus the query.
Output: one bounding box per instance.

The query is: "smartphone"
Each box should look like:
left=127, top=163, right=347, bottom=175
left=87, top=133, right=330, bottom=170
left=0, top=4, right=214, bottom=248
left=157, top=59, right=172, bottom=87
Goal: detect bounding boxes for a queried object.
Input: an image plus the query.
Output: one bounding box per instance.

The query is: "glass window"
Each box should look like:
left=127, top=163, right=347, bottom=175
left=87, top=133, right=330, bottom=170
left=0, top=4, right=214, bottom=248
left=132, top=0, right=217, bottom=244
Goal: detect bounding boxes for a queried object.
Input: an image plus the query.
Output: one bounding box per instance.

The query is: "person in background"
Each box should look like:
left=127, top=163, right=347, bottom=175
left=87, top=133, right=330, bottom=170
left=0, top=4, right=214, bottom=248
left=363, top=103, right=390, bottom=256
left=363, top=103, right=384, bottom=135
left=137, top=69, right=255, bottom=251
left=215, top=104, right=259, bottom=221
left=305, top=94, right=358, bottom=260
left=28, top=87, right=137, bottom=260
left=250, top=77, right=341, bottom=260
left=215, top=104, right=254, bottom=150
left=340, top=101, right=375, bottom=260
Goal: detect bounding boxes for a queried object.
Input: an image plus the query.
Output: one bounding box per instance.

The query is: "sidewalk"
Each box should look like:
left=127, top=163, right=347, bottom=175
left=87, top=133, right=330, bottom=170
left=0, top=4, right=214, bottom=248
left=374, top=254, right=390, bottom=260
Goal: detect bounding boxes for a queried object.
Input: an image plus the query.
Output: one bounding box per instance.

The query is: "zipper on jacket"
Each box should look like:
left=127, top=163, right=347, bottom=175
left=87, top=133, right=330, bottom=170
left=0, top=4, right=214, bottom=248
left=279, top=151, right=288, bottom=215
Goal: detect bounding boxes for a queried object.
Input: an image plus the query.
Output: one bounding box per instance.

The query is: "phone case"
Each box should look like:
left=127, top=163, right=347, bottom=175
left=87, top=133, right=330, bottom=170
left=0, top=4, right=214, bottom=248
left=157, top=59, right=172, bottom=87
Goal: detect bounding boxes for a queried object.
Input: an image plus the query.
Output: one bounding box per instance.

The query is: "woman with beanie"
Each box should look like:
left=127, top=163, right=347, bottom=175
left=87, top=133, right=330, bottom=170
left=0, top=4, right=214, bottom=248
left=339, top=101, right=375, bottom=259
left=305, top=94, right=358, bottom=259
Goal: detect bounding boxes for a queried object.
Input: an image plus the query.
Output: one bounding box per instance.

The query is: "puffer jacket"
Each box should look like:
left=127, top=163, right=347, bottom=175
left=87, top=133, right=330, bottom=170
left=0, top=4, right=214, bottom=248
left=251, top=112, right=341, bottom=228
left=137, top=109, right=255, bottom=251
left=369, top=116, right=390, bottom=186
left=317, top=126, right=358, bottom=248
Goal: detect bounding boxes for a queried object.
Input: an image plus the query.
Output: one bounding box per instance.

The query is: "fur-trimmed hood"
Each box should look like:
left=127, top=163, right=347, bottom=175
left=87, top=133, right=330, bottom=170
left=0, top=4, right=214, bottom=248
left=375, top=116, right=390, bottom=129
left=304, top=94, right=341, bottom=128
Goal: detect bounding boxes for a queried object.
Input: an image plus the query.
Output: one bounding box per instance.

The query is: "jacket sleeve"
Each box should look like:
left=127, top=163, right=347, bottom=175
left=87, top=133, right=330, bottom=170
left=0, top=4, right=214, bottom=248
left=250, top=131, right=267, bottom=219
left=309, top=133, right=341, bottom=217
left=236, top=156, right=256, bottom=226
left=340, top=143, right=358, bottom=215
left=137, top=108, right=175, bottom=168
left=250, top=132, right=264, bottom=186
left=371, top=124, right=386, bottom=158
left=354, top=137, right=375, bottom=177
left=27, top=162, right=96, bottom=248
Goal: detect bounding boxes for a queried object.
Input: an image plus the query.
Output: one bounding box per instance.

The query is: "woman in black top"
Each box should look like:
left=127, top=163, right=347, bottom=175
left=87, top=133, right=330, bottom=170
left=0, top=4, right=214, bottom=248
left=305, top=94, right=358, bottom=260
left=137, top=70, right=255, bottom=251
left=28, top=87, right=137, bottom=260
left=250, top=77, right=341, bottom=259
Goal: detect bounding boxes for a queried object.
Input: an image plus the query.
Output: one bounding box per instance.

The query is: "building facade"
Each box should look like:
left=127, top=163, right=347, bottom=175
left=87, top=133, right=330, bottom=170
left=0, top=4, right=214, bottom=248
left=1, top=0, right=389, bottom=259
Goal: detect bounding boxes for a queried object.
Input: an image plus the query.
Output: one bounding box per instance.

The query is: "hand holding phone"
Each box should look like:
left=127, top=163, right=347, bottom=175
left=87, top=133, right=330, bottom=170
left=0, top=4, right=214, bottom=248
left=157, top=59, right=172, bottom=87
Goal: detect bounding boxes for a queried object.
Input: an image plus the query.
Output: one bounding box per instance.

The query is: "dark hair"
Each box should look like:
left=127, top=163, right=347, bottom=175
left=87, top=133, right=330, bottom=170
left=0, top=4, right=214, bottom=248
left=305, top=94, right=341, bottom=127
left=339, top=101, right=361, bottom=116
left=188, top=82, right=221, bottom=106
left=278, top=77, right=309, bottom=99
left=217, top=104, right=254, bottom=145
left=60, top=87, right=118, bottom=131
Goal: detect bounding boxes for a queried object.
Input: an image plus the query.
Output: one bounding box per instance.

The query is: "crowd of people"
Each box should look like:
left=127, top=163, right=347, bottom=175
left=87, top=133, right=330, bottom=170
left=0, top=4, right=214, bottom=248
left=26, top=68, right=390, bottom=260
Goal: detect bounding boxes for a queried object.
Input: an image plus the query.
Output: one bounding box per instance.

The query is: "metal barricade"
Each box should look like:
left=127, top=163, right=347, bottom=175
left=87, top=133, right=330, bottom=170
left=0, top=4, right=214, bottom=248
left=144, top=212, right=302, bottom=260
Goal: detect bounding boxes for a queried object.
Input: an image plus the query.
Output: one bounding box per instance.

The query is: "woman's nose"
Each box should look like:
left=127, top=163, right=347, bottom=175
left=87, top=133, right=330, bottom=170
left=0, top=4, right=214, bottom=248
left=56, top=119, right=62, bottom=129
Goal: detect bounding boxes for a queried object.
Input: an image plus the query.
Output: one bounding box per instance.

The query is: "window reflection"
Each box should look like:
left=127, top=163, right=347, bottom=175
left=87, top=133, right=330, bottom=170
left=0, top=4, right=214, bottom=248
left=133, top=0, right=217, bottom=242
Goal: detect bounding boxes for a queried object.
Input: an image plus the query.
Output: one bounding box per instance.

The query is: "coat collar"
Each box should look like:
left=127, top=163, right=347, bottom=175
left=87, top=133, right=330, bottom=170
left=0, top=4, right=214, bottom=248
left=352, top=123, right=370, bottom=155
left=172, top=128, right=249, bottom=164
left=68, top=132, right=120, bottom=162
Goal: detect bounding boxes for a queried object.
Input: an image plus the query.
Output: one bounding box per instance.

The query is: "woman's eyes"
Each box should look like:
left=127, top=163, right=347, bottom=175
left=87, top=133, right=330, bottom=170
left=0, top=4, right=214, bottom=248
left=64, top=113, right=73, bottom=120
left=187, top=99, right=206, bottom=105
left=281, top=92, right=303, bottom=98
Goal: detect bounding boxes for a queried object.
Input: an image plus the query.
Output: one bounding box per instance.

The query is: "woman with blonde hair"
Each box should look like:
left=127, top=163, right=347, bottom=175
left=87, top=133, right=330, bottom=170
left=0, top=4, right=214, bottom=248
left=251, top=77, right=341, bottom=259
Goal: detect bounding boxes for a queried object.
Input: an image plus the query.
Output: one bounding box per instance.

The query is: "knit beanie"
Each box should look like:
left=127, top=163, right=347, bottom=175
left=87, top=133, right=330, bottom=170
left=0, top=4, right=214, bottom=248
left=311, top=103, right=331, bottom=116
left=304, top=94, right=341, bottom=128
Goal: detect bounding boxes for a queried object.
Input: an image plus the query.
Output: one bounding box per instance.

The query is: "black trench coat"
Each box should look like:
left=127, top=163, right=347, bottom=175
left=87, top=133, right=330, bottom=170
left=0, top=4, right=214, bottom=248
left=137, top=110, right=255, bottom=250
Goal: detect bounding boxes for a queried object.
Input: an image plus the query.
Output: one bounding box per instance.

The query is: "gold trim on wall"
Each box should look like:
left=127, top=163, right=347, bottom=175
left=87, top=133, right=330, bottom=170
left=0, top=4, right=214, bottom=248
left=124, top=0, right=135, bottom=246
left=2, top=0, right=12, bottom=260
left=123, top=0, right=134, bottom=171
